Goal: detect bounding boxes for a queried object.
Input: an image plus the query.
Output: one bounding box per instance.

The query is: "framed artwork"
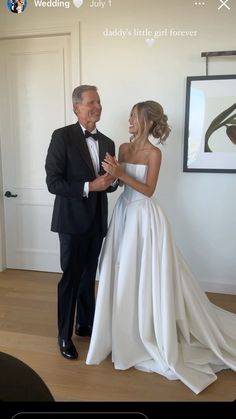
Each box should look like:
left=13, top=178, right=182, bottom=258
left=183, top=75, right=236, bottom=173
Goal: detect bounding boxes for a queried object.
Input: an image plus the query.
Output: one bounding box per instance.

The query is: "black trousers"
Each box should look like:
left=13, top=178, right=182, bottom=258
left=58, top=215, right=104, bottom=341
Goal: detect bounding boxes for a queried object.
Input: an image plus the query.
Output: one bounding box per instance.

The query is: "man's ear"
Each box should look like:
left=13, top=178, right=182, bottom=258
left=73, top=103, right=79, bottom=116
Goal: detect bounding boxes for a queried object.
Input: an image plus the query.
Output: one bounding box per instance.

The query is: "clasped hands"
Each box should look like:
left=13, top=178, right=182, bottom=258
left=102, top=153, right=122, bottom=178
left=89, top=153, right=121, bottom=192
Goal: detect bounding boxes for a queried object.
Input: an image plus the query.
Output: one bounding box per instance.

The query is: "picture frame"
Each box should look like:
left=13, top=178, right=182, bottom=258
left=183, top=75, right=236, bottom=173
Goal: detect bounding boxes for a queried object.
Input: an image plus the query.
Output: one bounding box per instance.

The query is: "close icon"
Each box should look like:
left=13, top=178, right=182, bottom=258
left=218, top=0, right=230, bottom=10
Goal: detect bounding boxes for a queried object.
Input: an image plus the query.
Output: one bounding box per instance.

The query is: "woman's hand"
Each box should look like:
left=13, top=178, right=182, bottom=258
left=102, top=153, right=123, bottom=178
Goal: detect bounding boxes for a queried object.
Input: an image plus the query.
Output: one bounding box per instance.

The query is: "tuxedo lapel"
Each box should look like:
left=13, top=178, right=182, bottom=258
left=72, top=123, right=96, bottom=176
left=97, top=130, right=107, bottom=175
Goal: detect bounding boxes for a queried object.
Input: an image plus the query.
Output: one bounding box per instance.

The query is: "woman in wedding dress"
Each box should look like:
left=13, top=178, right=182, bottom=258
left=86, top=100, right=236, bottom=394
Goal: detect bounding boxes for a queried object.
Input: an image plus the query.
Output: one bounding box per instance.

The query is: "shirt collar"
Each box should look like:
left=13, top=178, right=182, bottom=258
left=79, top=123, right=97, bottom=135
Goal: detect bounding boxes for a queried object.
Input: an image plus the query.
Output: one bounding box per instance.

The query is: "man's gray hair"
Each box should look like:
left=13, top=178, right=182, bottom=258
left=72, top=85, right=98, bottom=104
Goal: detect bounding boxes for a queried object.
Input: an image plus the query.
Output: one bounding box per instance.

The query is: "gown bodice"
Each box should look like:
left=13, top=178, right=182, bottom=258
left=121, top=163, right=148, bottom=202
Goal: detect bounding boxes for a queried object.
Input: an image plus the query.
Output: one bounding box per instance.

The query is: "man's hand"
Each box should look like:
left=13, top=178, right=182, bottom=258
left=89, top=173, right=114, bottom=192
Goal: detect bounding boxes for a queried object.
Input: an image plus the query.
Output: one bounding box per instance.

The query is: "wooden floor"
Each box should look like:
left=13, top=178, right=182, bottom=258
left=0, top=269, right=235, bottom=404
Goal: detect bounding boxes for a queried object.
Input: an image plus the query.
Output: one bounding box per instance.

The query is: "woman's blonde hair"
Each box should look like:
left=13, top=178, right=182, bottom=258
left=131, top=100, right=171, bottom=144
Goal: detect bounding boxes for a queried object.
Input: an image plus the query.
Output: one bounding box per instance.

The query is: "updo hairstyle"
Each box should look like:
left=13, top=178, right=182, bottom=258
left=132, top=100, right=171, bottom=144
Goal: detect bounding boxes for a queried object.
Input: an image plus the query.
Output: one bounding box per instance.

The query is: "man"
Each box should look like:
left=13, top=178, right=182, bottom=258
left=10, top=0, right=18, bottom=13
left=45, top=85, right=116, bottom=360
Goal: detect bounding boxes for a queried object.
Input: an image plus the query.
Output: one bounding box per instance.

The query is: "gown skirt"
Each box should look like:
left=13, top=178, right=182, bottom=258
left=86, top=163, right=236, bottom=394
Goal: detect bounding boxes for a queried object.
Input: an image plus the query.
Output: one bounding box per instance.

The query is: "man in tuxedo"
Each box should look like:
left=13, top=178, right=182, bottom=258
left=10, top=0, right=18, bottom=13
left=45, top=85, right=116, bottom=360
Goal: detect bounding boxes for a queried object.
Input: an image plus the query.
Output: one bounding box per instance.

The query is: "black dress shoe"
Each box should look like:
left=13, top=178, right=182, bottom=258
left=75, top=325, right=92, bottom=337
left=58, top=338, right=78, bottom=360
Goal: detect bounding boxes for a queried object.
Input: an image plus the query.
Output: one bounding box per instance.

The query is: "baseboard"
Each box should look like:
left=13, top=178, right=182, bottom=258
left=199, top=280, right=236, bottom=295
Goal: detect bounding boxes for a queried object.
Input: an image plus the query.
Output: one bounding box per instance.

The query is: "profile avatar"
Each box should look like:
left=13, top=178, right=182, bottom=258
left=8, top=0, right=27, bottom=14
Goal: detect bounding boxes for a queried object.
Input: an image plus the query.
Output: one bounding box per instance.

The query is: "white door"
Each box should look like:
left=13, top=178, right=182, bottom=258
left=0, top=35, right=72, bottom=272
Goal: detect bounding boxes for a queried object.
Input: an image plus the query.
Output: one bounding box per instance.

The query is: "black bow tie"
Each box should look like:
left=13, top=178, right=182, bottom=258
left=84, top=130, right=98, bottom=141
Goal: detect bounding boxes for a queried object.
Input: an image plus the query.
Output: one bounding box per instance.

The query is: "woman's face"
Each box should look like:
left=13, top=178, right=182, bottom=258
left=128, top=107, right=140, bottom=135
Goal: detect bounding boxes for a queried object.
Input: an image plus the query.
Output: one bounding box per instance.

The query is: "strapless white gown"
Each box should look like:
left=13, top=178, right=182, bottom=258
left=86, top=163, right=236, bottom=394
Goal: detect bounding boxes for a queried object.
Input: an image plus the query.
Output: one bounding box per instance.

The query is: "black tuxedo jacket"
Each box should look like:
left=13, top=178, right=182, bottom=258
left=45, top=122, right=116, bottom=236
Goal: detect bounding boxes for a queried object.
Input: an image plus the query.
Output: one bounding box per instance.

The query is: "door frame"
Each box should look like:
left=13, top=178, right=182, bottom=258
left=0, top=23, right=81, bottom=271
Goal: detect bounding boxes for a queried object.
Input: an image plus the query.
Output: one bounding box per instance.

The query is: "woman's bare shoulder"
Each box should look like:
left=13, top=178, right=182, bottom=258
left=148, top=144, right=162, bottom=164
left=119, top=142, right=131, bottom=151
left=118, top=142, right=131, bottom=160
left=152, top=144, right=162, bottom=156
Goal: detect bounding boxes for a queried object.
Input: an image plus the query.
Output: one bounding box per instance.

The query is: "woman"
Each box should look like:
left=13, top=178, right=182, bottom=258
left=86, top=101, right=236, bottom=394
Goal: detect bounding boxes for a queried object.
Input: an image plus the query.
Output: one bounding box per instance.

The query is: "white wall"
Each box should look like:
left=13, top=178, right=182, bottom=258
left=0, top=0, right=235, bottom=293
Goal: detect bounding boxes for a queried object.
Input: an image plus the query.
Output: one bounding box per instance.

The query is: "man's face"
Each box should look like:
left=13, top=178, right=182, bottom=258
left=74, top=90, right=102, bottom=129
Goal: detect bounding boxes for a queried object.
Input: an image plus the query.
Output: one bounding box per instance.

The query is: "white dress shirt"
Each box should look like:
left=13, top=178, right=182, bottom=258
left=80, top=125, right=99, bottom=197
left=80, top=124, right=118, bottom=196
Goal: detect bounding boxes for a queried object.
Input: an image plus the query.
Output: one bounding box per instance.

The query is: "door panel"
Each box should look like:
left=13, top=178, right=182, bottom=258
left=0, top=35, right=72, bottom=272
